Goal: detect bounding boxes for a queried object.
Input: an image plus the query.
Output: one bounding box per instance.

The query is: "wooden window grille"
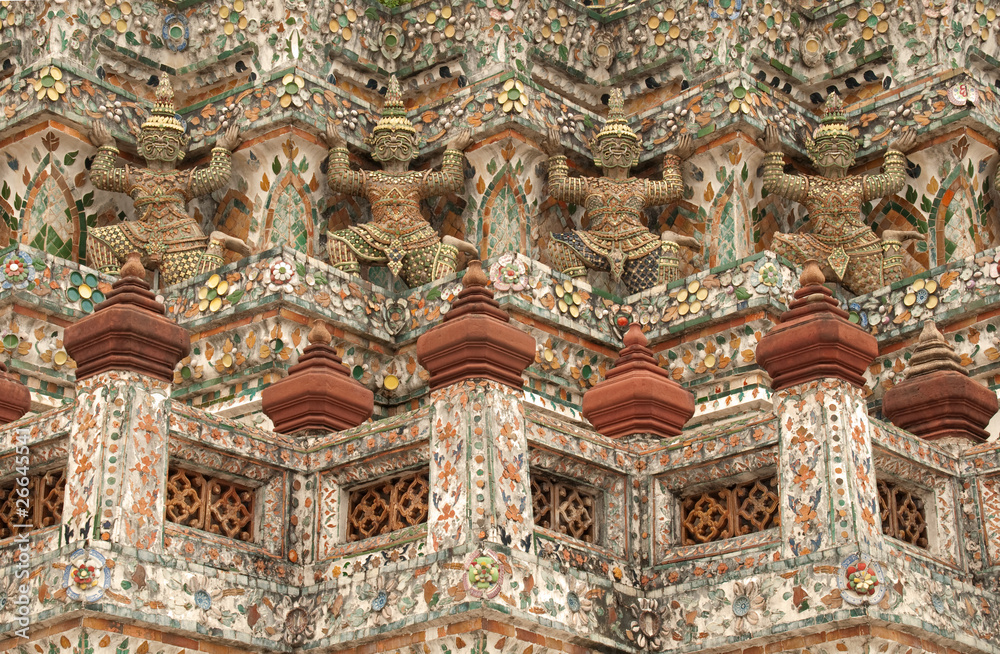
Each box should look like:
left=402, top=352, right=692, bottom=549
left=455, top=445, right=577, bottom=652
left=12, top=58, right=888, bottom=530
left=680, top=475, right=780, bottom=545
left=0, top=468, right=66, bottom=539
left=347, top=468, right=430, bottom=542
left=530, top=470, right=599, bottom=544
left=877, top=479, right=928, bottom=549
left=166, top=466, right=255, bottom=542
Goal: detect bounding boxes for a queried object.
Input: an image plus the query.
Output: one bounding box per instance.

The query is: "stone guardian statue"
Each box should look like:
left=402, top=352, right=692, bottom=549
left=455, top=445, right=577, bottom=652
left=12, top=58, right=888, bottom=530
left=324, top=75, right=477, bottom=287
left=542, top=88, right=699, bottom=294
left=759, top=93, right=922, bottom=295
left=87, top=78, right=250, bottom=286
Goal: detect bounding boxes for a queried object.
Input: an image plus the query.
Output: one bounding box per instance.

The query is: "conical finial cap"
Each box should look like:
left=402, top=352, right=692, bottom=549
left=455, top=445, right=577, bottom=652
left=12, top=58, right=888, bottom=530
left=905, top=322, right=964, bottom=378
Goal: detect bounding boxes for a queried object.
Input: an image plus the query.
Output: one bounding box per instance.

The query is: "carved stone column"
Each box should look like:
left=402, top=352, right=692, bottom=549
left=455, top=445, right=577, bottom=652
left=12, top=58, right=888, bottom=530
left=417, top=260, right=535, bottom=553
left=757, top=262, right=883, bottom=561
left=62, top=253, right=189, bottom=552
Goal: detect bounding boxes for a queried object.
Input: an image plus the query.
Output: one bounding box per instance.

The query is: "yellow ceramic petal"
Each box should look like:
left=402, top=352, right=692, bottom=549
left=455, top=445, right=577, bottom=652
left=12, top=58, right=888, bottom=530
left=54, top=81, right=66, bottom=94
left=924, top=279, right=938, bottom=294
left=50, top=67, right=62, bottom=80
left=912, top=278, right=925, bottom=291
left=904, top=292, right=916, bottom=307
left=281, top=94, right=292, bottom=108
left=282, top=73, right=294, bottom=84
left=47, top=87, right=60, bottom=101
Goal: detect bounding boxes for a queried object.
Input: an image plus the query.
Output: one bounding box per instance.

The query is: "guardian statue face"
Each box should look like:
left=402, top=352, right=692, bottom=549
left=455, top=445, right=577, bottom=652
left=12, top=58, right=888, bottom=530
left=370, top=129, right=416, bottom=163
left=808, top=134, right=857, bottom=174
left=594, top=134, right=640, bottom=170
left=138, top=127, right=186, bottom=164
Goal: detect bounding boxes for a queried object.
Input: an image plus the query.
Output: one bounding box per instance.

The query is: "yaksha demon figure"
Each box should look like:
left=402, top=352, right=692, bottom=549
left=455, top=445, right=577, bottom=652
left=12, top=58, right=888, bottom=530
left=760, top=93, right=922, bottom=295
left=324, top=75, right=477, bottom=287
left=543, top=88, right=699, bottom=294
left=88, top=78, right=250, bottom=286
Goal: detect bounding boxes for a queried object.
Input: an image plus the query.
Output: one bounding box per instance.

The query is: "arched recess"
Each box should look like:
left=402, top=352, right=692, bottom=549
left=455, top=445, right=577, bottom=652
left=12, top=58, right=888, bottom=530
left=928, top=171, right=982, bottom=266
left=0, top=197, right=15, bottom=249
left=868, top=194, right=929, bottom=277
left=708, top=178, right=752, bottom=268
left=213, top=189, right=255, bottom=265
left=978, top=167, right=998, bottom=250
left=263, top=172, right=315, bottom=256
left=21, top=162, right=82, bottom=262
left=479, top=170, right=528, bottom=258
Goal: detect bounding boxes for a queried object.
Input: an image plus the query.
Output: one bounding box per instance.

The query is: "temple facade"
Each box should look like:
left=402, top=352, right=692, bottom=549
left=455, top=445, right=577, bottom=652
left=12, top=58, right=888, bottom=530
left=3, top=0, right=1000, bottom=653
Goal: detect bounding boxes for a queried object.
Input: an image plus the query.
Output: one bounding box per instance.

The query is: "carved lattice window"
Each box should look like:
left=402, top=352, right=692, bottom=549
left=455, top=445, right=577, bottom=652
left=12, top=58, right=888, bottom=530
left=877, top=479, right=928, bottom=549
left=346, top=469, right=430, bottom=542
left=530, top=470, right=599, bottom=544
left=0, top=468, right=66, bottom=539
left=166, top=466, right=255, bottom=542
left=680, top=476, right=780, bottom=545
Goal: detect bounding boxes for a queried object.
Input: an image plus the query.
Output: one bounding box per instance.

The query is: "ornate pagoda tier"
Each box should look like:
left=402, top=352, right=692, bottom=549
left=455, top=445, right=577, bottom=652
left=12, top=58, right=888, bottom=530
left=2, top=0, right=1000, bottom=653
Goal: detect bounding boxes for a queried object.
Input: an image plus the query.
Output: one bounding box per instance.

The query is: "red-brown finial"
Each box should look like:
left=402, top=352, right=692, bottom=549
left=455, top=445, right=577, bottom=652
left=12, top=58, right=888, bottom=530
left=582, top=321, right=694, bottom=439
left=755, top=259, right=877, bottom=390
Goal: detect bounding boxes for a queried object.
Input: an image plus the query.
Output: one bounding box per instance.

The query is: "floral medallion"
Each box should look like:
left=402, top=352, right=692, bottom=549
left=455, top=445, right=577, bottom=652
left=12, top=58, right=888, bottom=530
left=464, top=549, right=504, bottom=599
left=838, top=554, right=886, bottom=605
left=62, top=549, right=111, bottom=603
left=490, top=253, right=527, bottom=292
left=265, top=259, right=298, bottom=293
left=1, top=251, right=37, bottom=290
left=627, top=597, right=669, bottom=650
